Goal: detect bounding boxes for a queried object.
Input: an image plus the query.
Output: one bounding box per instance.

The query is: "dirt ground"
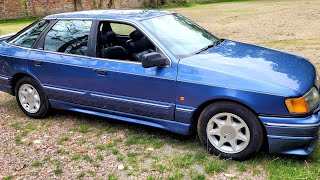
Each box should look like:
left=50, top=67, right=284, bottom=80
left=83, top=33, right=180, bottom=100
left=1, top=0, right=320, bottom=179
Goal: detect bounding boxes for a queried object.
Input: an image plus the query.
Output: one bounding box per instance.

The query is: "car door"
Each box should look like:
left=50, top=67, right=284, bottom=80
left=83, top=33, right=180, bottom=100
left=88, top=21, right=177, bottom=121
left=28, top=20, right=95, bottom=106
left=0, top=20, right=49, bottom=94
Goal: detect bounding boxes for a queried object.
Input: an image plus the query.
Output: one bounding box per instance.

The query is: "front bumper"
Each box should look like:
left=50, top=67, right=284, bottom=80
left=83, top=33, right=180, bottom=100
left=259, top=110, right=320, bottom=155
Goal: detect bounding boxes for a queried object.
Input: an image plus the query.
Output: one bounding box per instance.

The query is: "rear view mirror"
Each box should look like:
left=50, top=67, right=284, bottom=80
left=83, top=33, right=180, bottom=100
left=142, top=52, right=168, bottom=68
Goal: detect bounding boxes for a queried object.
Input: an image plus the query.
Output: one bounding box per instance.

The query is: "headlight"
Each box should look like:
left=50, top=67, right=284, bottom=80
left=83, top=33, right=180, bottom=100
left=315, top=71, right=320, bottom=89
left=285, top=87, right=319, bottom=114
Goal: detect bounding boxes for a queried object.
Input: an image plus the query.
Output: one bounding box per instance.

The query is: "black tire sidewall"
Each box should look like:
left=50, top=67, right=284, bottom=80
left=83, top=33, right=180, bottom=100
left=197, top=102, right=264, bottom=160
left=15, top=77, right=50, bottom=119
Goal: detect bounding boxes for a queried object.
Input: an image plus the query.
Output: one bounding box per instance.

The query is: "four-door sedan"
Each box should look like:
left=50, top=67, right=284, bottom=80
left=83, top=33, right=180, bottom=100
left=0, top=10, right=319, bottom=160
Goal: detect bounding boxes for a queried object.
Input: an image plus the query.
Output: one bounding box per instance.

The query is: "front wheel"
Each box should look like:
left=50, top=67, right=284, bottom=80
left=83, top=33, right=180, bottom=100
left=197, top=102, right=264, bottom=160
left=15, top=77, right=50, bottom=119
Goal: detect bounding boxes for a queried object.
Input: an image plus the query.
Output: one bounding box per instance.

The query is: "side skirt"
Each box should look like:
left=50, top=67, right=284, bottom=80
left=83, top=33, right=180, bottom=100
left=49, top=99, right=192, bottom=135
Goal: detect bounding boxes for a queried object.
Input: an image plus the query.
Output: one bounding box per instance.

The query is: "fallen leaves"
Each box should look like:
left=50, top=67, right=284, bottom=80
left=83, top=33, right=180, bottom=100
left=77, top=148, right=88, bottom=154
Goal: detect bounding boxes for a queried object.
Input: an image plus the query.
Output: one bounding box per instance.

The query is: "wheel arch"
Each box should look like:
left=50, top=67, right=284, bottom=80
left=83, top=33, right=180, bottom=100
left=190, top=98, right=268, bottom=150
left=192, top=98, right=258, bottom=126
left=10, top=72, right=42, bottom=95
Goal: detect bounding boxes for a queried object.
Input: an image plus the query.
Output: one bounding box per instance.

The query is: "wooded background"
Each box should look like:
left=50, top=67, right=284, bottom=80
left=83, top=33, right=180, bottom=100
left=0, top=0, right=214, bottom=19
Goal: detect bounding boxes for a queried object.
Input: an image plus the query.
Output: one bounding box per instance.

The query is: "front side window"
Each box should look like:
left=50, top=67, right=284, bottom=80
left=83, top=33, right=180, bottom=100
left=97, top=21, right=155, bottom=62
left=44, top=20, right=92, bottom=56
left=10, top=20, right=49, bottom=48
left=141, top=14, right=219, bottom=58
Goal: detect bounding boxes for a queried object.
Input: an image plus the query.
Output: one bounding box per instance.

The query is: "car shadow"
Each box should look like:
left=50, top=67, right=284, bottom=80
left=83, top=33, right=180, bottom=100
left=1, top=95, right=316, bottom=162
left=48, top=108, right=199, bottom=146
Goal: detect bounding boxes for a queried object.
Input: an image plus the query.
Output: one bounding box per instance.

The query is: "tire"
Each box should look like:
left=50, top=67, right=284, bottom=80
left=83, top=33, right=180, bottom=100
left=15, top=77, right=50, bottom=119
left=197, top=101, right=264, bottom=161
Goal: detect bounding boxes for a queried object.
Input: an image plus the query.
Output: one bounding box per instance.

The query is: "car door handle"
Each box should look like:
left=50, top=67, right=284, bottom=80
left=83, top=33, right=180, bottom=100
left=95, top=69, right=107, bottom=76
left=34, top=60, right=43, bottom=66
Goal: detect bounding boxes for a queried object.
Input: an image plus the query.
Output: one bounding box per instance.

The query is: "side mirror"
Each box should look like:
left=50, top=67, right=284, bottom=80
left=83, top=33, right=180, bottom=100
left=142, top=52, right=168, bottom=68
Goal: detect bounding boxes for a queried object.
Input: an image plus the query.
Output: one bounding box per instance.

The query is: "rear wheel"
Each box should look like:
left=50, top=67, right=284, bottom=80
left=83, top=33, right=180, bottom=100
left=15, top=77, right=50, bottom=118
left=197, top=102, right=264, bottom=160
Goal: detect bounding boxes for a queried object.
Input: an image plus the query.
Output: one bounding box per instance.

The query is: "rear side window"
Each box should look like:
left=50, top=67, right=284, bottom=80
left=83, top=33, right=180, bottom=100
left=110, top=23, right=136, bottom=36
left=10, top=20, right=49, bottom=48
left=44, top=20, right=92, bottom=56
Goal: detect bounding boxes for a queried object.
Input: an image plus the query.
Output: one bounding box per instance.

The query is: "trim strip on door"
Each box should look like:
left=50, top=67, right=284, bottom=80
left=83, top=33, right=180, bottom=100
left=90, top=93, right=170, bottom=108
left=43, top=85, right=86, bottom=94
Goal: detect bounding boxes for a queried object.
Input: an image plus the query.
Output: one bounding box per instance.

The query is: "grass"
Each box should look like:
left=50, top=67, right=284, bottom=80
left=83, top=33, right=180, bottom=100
left=57, top=148, right=70, bottom=155
left=71, top=154, right=81, bottom=161
left=0, top=18, right=38, bottom=36
left=108, top=173, right=117, bottom=180
left=57, top=136, right=71, bottom=145
left=106, top=142, right=117, bottom=149
left=69, top=121, right=92, bottom=133
left=236, top=163, right=247, bottom=172
left=31, top=161, right=42, bottom=167
left=53, top=168, right=63, bottom=175
left=14, top=135, right=23, bottom=145
left=127, top=152, right=139, bottom=158
left=172, top=154, right=194, bottom=168
left=82, top=154, right=94, bottom=163
left=117, top=154, right=125, bottom=162
left=191, top=173, right=206, bottom=180
left=10, top=122, right=21, bottom=130
left=96, top=154, right=104, bottom=161
left=94, top=144, right=106, bottom=151
left=3, top=176, right=14, bottom=180
left=205, top=159, right=229, bottom=174
left=78, top=172, right=86, bottom=178
left=168, top=172, right=183, bottom=180
left=126, top=133, right=165, bottom=148
left=111, top=149, right=119, bottom=155
left=11, top=122, right=38, bottom=145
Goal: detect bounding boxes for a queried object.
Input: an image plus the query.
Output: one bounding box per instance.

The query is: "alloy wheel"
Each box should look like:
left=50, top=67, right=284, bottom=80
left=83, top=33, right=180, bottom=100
left=18, top=84, right=41, bottom=114
left=206, top=112, right=250, bottom=154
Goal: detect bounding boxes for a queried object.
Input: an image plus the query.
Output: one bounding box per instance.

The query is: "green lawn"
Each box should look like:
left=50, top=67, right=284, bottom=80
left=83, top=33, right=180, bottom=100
left=0, top=18, right=38, bottom=36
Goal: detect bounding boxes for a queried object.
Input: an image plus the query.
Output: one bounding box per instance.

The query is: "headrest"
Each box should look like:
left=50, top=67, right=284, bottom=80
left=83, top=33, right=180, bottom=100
left=101, top=31, right=116, bottom=43
left=105, top=31, right=116, bottom=41
left=102, top=23, right=112, bottom=32
left=127, top=37, right=154, bottom=53
left=130, top=30, right=144, bottom=41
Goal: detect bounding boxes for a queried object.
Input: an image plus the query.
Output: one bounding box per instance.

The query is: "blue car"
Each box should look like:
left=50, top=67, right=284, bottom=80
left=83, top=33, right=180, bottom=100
left=0, top=10, right=319, bottom=160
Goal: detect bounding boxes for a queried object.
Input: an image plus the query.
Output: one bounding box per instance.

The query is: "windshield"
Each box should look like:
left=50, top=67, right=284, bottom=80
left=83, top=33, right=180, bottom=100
left=141, top=14, right=219, bottom=58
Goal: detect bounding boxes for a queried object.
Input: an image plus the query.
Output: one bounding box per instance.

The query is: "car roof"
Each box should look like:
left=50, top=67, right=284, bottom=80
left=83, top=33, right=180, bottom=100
left=44, top=9, right=172, bottom=21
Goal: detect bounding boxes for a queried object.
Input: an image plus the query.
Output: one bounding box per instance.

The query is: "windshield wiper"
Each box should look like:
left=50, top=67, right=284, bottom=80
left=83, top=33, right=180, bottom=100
left=195, top=39, right=223, bottom=54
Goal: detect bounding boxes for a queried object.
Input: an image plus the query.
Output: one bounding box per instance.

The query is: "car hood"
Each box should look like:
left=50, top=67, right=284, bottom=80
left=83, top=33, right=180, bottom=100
left=178, top=40, right=316, bottom=96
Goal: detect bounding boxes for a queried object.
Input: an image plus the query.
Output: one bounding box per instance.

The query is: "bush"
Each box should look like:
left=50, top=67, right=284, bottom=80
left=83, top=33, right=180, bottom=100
left=170, top=0, right=190, bottom=7
left=143, top=0, right=192, bottom=8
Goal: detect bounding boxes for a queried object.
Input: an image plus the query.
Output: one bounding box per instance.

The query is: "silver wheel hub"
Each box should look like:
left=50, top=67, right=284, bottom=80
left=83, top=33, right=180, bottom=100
left=206, top=112, right=250, bottom=154
left=18, top=84, right=41, bottom=114
left=221, top=126, right=236, bottom=140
